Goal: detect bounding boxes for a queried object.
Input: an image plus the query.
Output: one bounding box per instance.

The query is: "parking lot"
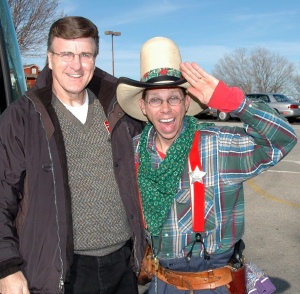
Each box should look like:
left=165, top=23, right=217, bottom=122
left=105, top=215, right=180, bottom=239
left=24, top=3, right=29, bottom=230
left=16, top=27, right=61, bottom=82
left=243, top=120, right=300, bottom=294
left=139, top=118, right=300, bottom=294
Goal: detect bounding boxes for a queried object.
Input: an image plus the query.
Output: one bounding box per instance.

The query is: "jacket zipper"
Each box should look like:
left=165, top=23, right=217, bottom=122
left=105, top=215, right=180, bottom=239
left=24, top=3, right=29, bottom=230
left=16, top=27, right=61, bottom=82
left=26, top=94, right=65, bottom=291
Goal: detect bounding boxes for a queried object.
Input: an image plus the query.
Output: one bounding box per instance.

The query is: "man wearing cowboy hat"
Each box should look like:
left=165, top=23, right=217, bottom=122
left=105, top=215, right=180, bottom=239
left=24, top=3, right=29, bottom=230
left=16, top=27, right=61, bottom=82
left=117, top=37, right=297, bottom=293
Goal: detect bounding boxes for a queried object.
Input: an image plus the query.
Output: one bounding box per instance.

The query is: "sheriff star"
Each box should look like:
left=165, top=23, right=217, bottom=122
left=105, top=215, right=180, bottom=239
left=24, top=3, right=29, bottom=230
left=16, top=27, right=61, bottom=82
left=189, top=166, right=206, bottom=184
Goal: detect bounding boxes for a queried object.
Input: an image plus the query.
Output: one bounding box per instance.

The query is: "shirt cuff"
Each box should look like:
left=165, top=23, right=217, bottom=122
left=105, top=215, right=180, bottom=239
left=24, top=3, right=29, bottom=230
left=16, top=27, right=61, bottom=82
left=0, top=257, right=23, bottom=279
left=0, top=265, right=22, bottom=279
left=207, top=81, right=244, bottom=113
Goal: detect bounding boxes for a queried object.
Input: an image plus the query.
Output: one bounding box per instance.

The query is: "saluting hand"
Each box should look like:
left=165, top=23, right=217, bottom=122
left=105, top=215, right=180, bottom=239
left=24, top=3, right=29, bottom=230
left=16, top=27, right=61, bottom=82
left=180, top=62, right=219, bottom=105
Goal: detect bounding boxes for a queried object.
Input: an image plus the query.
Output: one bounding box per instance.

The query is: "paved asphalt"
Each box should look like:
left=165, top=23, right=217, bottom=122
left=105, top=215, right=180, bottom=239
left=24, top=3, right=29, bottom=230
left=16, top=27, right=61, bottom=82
left=243, top=121, right=300, bottom=294
left=139, top=119, right=300, bottom=294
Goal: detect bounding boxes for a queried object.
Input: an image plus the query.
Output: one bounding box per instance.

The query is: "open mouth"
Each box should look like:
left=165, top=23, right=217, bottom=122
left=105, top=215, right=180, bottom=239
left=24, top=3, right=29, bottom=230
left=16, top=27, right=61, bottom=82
left=158, top=118, right=176, bottom=133
left=159, top=118, right=175, bottom=123
left=68, top=74, right=82, bottom=78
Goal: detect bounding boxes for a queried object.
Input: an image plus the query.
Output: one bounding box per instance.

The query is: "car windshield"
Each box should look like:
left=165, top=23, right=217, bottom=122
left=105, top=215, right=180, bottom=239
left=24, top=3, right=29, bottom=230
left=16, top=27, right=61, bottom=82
left=273, top=94, right=293, bottom=102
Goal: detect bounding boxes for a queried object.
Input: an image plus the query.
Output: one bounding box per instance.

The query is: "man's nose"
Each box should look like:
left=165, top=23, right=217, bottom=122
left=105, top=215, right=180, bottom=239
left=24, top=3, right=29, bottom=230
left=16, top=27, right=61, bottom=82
left=70, top=55, right=83, bottom=69
left=160, top=100, right=172, bottom=112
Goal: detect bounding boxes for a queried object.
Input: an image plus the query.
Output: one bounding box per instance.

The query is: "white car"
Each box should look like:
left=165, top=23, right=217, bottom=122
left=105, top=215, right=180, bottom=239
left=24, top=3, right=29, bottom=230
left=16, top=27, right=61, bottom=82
left=246, top=93, right=300, bottom=121
left=199, top=93, right=300, bottom=122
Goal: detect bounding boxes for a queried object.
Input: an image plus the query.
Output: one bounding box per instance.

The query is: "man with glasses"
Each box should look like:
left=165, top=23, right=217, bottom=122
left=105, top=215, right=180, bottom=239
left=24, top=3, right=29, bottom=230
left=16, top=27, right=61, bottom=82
left=116, top=37, right=297, bottom=293
left=0, top=16, right=145, bottom=293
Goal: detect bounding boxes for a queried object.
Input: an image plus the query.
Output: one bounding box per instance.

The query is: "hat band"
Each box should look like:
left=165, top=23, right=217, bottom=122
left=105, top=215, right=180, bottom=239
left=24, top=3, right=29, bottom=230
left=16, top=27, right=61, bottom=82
left=146, top=75, right=181, bottom=83
left=140, top=67, right=183, bottom=83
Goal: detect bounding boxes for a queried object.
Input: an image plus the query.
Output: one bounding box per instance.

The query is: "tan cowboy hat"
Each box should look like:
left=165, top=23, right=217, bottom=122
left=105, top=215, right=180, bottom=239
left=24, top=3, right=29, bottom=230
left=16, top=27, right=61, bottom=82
left=116, top=36, right=204, bottom=121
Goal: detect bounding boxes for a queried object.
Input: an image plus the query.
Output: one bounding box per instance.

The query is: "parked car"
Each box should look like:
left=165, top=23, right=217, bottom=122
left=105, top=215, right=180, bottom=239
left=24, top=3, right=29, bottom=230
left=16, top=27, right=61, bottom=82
left=208, top=93, right=300, bottom=122
left=195, top=106, right=215, bottom=119
left=211, top=109, right=238, bottom=121
left=199, top=107, right=237, bottom=122
left=0, top=0, right=27, bottom=114
left=245, top=93, right=300, bottom=121
left=196, top=106, right=239, bottom=122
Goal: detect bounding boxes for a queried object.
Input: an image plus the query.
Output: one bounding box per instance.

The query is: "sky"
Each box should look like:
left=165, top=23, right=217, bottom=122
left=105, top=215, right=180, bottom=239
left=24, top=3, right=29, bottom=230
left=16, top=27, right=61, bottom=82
left=24, top=0, right=300, bottom=81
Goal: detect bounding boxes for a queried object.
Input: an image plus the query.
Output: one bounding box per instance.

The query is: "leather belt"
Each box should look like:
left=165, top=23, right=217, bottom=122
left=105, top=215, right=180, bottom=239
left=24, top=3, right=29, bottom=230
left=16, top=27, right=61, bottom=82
left=157, top=265, right=233, bottom=291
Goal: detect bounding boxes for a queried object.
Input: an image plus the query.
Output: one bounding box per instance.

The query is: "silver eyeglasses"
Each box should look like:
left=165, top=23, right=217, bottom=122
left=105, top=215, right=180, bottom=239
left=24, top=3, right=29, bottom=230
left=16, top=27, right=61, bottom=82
left=145, top=96, right=184, bottom=107
left=50, top=51, right=96, bottom=63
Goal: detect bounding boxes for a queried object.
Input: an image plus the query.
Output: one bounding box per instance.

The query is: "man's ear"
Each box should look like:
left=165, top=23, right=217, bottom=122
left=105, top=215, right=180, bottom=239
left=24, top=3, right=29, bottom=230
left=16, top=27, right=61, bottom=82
left=139, top=99, right=147, bottom=115
left=185, top=94, right=191, bottom=112
left=47, top=52, right=53, bottom=70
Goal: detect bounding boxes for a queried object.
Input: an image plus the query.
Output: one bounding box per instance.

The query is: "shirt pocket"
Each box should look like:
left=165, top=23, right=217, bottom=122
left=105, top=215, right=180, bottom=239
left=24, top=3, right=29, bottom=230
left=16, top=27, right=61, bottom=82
left=176, top=189, right=192, bottom=234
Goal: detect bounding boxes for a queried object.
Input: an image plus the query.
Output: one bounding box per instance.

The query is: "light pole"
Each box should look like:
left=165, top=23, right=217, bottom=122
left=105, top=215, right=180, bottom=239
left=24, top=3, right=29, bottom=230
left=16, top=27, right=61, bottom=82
left=104, top=31, right=121, bottom=76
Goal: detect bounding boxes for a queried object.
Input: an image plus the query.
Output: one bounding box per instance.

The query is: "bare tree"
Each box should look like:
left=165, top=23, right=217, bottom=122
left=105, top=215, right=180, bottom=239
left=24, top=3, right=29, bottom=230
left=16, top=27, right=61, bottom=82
left=289, top=63, right=300, bottom=101
left=212, top=47, right=296, bottom=94
left=213, top=48, right=253, bottom=94
left=250, top=48, right=295, bottom=93
left=8, top=0, right=64, bottom=57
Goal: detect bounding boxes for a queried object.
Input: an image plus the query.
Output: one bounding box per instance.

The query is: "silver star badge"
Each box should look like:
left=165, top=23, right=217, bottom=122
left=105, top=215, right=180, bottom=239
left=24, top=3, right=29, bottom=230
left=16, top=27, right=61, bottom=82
left=189, top=166, right=206, bottom=184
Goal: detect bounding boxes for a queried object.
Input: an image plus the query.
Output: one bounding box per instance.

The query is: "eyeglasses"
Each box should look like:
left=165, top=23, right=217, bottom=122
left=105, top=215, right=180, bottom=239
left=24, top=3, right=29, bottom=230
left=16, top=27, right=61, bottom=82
left=50, top=51, right=96, bottom=63
left=145, top=96, right=184, bottom=107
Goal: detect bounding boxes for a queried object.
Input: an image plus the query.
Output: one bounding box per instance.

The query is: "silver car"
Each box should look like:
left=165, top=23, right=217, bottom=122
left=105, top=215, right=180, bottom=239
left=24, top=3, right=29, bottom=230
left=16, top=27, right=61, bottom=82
left=245, top=93, right=300, bottom=120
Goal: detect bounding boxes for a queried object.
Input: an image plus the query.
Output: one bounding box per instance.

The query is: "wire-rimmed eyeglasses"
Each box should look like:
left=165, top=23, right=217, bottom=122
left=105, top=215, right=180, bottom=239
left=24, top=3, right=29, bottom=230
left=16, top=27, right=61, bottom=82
left=50, top=51, right=96, bottom=63
left=145, top=96, right=184, bottom=107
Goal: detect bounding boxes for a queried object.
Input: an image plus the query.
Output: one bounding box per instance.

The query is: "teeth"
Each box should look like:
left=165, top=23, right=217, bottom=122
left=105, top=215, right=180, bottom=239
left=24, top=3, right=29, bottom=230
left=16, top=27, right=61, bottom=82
left=69, top=74, right=82, bottom=78
left=160, top=118, right=174, bottom=123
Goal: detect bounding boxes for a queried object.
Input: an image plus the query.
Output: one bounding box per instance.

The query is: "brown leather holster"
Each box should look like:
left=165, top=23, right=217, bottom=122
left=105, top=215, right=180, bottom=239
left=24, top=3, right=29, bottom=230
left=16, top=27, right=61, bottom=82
left=137, top=243, right=153, bottom=285
left=137, top=244, right=246, bottom=294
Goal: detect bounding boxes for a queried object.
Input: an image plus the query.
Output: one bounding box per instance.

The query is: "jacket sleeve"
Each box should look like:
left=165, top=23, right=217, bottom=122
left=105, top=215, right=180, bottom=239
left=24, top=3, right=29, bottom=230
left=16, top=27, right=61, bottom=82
left=209, top=83, right=297, bottom=184
left=0, top=103, right=25, bottom=277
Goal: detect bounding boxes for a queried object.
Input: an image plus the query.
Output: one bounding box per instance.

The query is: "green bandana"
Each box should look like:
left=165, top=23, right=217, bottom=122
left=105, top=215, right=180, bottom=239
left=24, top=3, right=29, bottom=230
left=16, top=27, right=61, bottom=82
left=138, top=116, right=213, bottom=236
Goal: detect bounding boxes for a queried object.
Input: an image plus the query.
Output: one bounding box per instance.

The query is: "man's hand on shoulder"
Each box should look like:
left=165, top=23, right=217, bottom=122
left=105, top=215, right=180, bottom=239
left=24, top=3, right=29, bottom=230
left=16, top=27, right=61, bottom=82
left=0, top=271, right=29, bottom=294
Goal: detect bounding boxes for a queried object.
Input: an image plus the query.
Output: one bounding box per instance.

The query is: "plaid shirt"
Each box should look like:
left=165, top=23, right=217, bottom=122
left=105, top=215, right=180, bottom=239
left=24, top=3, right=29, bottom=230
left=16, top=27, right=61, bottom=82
left=133, top=98, right=297, bottom=260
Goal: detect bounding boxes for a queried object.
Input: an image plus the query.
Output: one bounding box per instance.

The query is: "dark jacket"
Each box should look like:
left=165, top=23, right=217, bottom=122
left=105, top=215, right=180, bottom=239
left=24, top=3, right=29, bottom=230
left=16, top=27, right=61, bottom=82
left=0, top=66, right=146, bottom=293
